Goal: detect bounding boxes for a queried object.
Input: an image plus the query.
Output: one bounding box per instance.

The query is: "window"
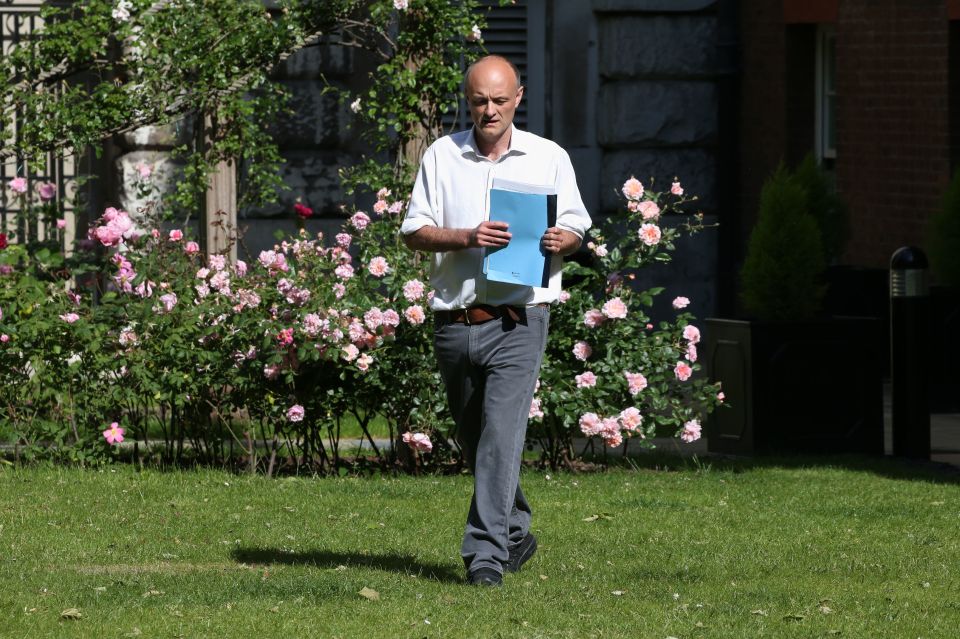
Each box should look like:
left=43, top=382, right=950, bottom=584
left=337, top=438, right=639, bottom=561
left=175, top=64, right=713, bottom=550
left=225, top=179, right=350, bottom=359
left=815, top=25, right=837, bottom=165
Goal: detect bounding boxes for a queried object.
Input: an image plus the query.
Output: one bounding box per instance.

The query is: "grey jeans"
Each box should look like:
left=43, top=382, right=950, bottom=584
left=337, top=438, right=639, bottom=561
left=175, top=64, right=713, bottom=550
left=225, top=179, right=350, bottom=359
left=433, top=305, right=550, bottom=574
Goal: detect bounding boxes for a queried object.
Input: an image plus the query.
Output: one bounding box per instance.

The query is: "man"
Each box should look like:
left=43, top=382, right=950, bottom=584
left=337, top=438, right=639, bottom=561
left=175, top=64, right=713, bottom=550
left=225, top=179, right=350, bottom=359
left=400, top=55, right=591, bottom=586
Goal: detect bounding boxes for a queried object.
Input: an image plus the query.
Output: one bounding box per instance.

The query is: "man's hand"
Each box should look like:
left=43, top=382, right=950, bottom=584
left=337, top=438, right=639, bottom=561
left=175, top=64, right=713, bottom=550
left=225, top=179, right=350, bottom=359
left=541, top=227, right=581, bottom=256
left=469, top=221, right=512, bottom=248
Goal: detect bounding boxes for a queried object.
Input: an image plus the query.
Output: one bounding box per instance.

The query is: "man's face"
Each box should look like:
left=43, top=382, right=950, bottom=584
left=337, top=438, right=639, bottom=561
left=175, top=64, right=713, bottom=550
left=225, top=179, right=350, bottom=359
left=465, top=61, right=523, bottom=145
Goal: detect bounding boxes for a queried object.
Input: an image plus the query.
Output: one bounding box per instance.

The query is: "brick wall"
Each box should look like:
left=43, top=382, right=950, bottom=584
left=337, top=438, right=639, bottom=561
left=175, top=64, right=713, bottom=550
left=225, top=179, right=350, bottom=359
left=836, top=0, right=951, bottom=267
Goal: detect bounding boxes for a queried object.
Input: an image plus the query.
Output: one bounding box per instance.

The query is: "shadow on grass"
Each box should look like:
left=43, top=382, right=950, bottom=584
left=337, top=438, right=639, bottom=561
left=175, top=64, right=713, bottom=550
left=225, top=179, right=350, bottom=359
left=231, top=547, right=463, bottom=584
left=586, top=447, right=960, bottom=485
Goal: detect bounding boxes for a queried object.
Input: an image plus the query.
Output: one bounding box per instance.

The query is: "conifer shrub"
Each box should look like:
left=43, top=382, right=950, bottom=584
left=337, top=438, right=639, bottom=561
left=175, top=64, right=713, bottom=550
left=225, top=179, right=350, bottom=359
left=927, top=167, right=960, bottom=288
left=792, top=153, right=849, bottom=264
left=740, top=166, right=826, bottom=321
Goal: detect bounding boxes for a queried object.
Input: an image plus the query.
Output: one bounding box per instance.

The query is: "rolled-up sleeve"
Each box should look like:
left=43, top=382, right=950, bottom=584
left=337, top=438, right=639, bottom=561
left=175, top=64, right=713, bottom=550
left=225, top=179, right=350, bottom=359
left=553, top=149, right=591, bottom=239
left=401, top=146, right=439, bottom=236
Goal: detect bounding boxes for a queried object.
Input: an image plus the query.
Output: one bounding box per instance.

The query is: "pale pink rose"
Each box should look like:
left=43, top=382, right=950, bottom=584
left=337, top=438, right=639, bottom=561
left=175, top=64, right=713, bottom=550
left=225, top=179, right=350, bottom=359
left=404, top=305, right=426, bottom=325
left=646, top=323, right=654, bottom=330
left=587, top=242, right=608, bottom=257
left=683, top=324, right=701, bottom=344
left=234, top=260, right=248, bottom=277
left=208, top=254, right=227, bottom=271
left=680, top=419, right=702, bottom=443
left=134, top=279, right=154, bottom=298
left=621, top=176, right=644, bottom=201
left=103, top=422, right=125, bottom=445
left=393, top=0, right=409, bottom=9
left=210, top=271, right=230, bottom=291
left=575, top=371, right=597, bottom=389
left=356, top=353, right=373, bottom=372
left=638, top=223, right=662, bottom=246
left=342, top=344, right=360, bottom=362
left=60, top=312, right=80, bottom=323
left=558, top=290, right=571, bottom=303
left=335, top=263, right=354, bottom=280
left=135, top=162, right=152, bottom=180
left=151, top=228, right=160, bottom=239
left=287, top=404, right=305, bottom=422
left=0, top=335, right=9, bottom=343
left=627, top=200, right=640, bottom=212
left=348, top=320, right=366, bottom=343
left=364, top=307, right=384, bottom=330
left=402, top=431, right=433, bottom=453
left=195, top=283, right=210, bottom=299
left=672, top=296, right=690, bottom=310
left=335, top=233, right=352, bottom=249
left=583, top=309, right=605, bottom=328
left=333, top=283, right=346, bottom=299
left=168, top=229, right=183, bottom=242
left=263, top=364, right=281, bottom=380
left=56, top=219, right=67, bottom=229
left=196, top=267, right=210, bottom=280
left=376, top=187, right=392, bottom=199
left=671, top=180, right=684, bottom=196
left=388, top=201, right=405, bottom=215
left=467, top=24, right=482, bottom=42
left=579, top=412, right=602, bottom=436
left=572, top=341, right=592, bottom=361
left=367, top=256, right=390, bottom=277
left=638, top=201, right=661, bottom=221
left=604, top=431, right=624, bottom=448
left=403, top=279, right=425, bottom=301
left=602, top=297, right=628, bottom=320
left=373, top=200, right=388, bottom=215
left=10, top=177, right=28, bottom=194
left=93, top=224, right=124, bottom=247
left=38, top=182, right=57, bottom=201
left=529, top=397, right=544, bottom=420
left=119, top=329, right=138, bottom=347
left=619, top=407, right=643, bottom=431
left=674, top=361, right=693, bottom=381
left=349, top=212, right=371, bottom=231
left=103, top=207, right=121, bottom=222
left=717, top=391, right=725, bottom=403
left=686, top=343, right=698, bottom=362
left=625, top=371, right=648, bottom=395
left=382, top=309, right=401, bottom=327
left=184, top=241, right=200, bottom=255
left=159, top=292, right=178, bottom=313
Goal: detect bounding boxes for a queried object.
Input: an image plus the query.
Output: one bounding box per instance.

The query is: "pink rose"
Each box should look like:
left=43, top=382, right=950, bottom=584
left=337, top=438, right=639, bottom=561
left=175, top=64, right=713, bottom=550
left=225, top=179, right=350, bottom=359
left=263, top=364, right=281, bottom=380
left=382, top=309, right=400, bottom=327
left=333, top=283, right=346, bottom=299
left=717, top=391, right=725, bottom=403
left=588, top=242, right=608, bottom=257
left=277, top=328, right=295, bottom=347
left=558, top=290, right=571, bottom=303
left=336, top=233, right=352, bottom=249
left=135, top=162, right=153, bottom=179
left=604, top=431, right=624, bottom=448
left=602, top=297, right=627, bottom=320
left=404, top=305, right=426, bottom=325
left=367, top=256, right=390, bottom=277
left=9, top=177, right=28, bottom=194
left=38, top=182, right=57, bottom=201
left=102, top=422, right=125, bottom=445
left=184, top=241, right=200, bottom=255
left=169, top=229, right=183, bottom=241
left=364, top=307, right=384, bottom=330
left=579, top=412, right=602, bottom=436
left=624, top=371, right=648, bottom=395
left=287, top=404, right=305, bottom=422
left=686, top=343, right=698, bottom=362
left=674, top=361, right=693, bottom=381
left=572, top=341, right=592, bottom=361
left=373, top=200, right=388, bottom=215
left=235, top=260, right=248, bottom=277
left=0, top=335, right=9, bottom=343
left=356, top=353, right=374, bottom=372
left=638, top=223, right=662, bottom=246
left=393, top=0, right=409, bottom=9
left=638, top=201, right=660, bottom=221
left=621, top=176, right=643, bottom=201
left=680, top=419, right=701, bottom=443
left=683, top=324, right=701, bottom=344
left=342, top=344, right=360, bottom=362
left=388, top=201, right=404, bottom=215
left=60, top=312, right=80, bottom=323
left=56, top=219, right=67, bottom=230
left=671, top=180, right=684, bottom=196
left=583, top=309, right=605, bottom=328
left=349, top=212, right=371, bottom=231
left=619, top=407, right=643, bottom=431
left=575, top=371, right=597, bottom=388
left=335, top=263, right=354, bottom=280
left=402, top=431, right=433, bottom=453
left=672, top=296, right=690, bottom=310
left=529, top=397, right=544, bottom=420
left=158, top=293, right=178, bottom=313
left=403, top=279, right=425, bottom=301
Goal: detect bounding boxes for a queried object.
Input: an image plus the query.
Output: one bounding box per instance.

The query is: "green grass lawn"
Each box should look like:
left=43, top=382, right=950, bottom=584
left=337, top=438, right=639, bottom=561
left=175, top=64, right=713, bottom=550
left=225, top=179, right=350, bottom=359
left=1, top=456, right=959, bottom=638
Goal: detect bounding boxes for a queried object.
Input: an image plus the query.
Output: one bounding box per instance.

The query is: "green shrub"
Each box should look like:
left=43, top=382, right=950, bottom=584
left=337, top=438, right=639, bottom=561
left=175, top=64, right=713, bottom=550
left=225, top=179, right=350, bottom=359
left=793, top=153, right=849, bottom=264
left=740, top=166, right=826, bottom=321
left=927, top=167, right=960, bottom=287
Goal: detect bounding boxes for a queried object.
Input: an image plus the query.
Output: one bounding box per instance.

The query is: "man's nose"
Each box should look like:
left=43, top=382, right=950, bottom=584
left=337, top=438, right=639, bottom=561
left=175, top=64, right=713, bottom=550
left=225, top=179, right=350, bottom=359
left=483, top=101, right=496, bottom=117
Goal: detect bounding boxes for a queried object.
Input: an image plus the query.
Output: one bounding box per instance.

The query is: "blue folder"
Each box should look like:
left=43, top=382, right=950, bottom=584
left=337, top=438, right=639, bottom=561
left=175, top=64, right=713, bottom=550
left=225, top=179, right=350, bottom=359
left=483, top=179, right=558, bottom=288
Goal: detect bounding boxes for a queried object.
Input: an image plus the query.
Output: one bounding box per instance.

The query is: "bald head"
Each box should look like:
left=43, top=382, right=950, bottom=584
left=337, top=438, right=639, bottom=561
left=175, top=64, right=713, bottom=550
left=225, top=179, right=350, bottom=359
left=464, top=55, right=522, bottom=94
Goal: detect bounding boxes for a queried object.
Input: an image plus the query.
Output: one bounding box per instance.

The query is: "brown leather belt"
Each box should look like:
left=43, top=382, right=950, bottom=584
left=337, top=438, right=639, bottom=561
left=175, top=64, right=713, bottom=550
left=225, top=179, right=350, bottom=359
left=437, top=303, right=547, bottom=326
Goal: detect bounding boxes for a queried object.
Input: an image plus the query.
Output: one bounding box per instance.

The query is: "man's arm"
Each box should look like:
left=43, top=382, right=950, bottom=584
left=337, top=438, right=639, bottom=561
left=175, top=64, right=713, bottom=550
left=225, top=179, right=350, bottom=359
left=403, top=221, right=512, bottom=252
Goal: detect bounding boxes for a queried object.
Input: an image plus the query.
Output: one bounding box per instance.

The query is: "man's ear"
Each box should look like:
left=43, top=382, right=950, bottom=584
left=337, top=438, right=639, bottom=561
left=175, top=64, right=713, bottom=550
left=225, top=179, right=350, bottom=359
left=515, top=85, right=524, bottom=107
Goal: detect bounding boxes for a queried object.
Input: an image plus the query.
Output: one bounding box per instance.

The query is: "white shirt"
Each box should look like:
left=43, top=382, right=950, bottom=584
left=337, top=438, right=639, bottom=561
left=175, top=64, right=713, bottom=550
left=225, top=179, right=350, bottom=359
left=401, top=126, right=592, bottom=311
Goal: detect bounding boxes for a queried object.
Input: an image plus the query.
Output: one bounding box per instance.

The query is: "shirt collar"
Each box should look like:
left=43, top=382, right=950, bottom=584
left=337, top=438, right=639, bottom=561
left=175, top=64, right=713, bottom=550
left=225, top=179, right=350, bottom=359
left=460, top=124, right=528, bottom=159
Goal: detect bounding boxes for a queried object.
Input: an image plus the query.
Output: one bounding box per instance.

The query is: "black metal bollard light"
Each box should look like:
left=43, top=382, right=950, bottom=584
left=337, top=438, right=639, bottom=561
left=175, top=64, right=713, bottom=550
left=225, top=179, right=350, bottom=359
left=890, top=246, right=931, bottom=459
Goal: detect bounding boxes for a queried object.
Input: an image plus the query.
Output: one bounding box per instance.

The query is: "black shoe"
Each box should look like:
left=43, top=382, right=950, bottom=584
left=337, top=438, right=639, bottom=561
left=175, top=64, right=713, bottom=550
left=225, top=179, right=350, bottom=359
left=504, top=533, right=537, bottom=573
left=467, top=567, right=503, bottom=587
